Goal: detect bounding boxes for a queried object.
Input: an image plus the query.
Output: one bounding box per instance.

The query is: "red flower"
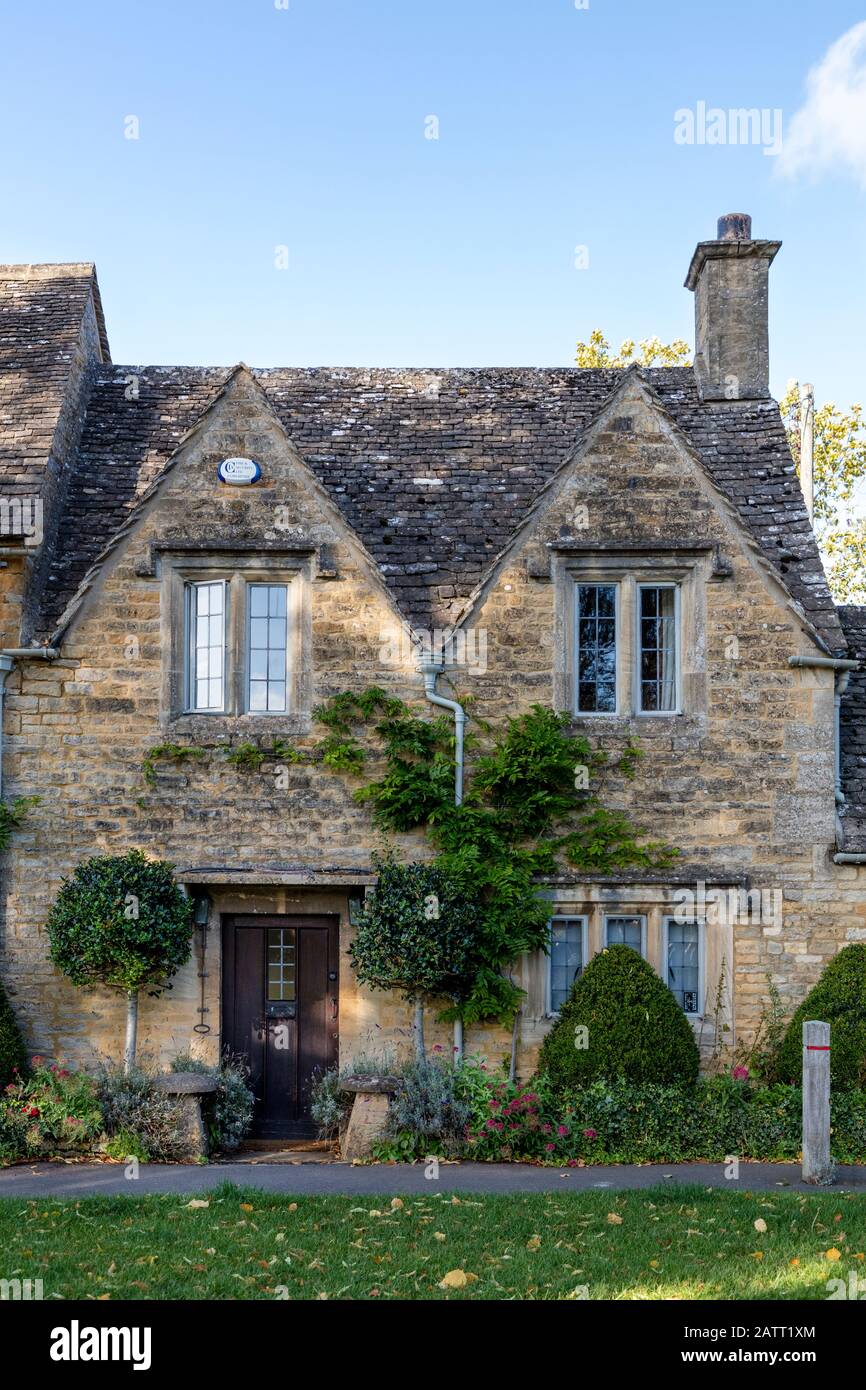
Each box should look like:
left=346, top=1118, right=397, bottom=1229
left=27, top=1107, right=40, bottom=1118
left=545, top=1142, right=555, bottom=1152
left=583, top=1128, right=598, bottom=1139
left=732, top=1065, right=749, bottom=1082
left=541, top=1123, right=552, bottom=1134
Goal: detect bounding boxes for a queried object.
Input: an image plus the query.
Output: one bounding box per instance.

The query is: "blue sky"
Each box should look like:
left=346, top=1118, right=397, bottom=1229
left=1, top=0, right=865, bottom=408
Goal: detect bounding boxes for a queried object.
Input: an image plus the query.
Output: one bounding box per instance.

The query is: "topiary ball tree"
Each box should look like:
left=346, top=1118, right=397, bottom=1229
left=46, top=850, right=193, bottom=1072
left=775, top=944, right=866, bottom=1089
left=349, top=857, right=484, bottom=1058
left=538, top=944, right=701, bottom=1090
left=0, top=973, right=28, bottom=1087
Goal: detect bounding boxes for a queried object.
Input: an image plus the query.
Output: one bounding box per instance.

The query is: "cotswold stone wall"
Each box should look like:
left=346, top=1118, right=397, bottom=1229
left=0, top=371, right=862, bottom=1077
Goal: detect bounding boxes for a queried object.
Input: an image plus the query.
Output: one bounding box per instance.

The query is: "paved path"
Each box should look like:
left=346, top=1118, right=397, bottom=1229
left=0, top=1160, right=864, bottom=1198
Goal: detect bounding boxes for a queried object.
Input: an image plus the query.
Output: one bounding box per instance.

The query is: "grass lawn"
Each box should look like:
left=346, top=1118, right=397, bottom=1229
left=1, top=1182, right=864, bottom=1300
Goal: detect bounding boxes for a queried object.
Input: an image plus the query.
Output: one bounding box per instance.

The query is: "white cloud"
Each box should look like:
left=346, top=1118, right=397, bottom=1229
left=778, top=21, right=866, bottom=186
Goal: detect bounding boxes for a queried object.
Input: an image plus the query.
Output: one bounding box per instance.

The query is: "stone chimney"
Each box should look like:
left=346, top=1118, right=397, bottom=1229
left=685, top=214, right=781, bottom=402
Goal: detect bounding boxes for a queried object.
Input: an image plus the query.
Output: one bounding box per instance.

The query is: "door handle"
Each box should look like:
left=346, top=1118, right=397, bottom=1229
left=331, top=997, right=338, bottom=1021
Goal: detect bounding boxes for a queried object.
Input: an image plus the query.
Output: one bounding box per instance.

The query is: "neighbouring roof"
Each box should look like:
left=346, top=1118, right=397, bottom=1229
left=0, top=264, right=109, bottom=498
left=839, top=605, right=866, bottom=851
left=31, top=363, right=843, bottom=654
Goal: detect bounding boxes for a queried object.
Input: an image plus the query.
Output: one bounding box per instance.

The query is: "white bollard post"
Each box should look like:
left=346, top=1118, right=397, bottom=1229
left=802, top=1020, right=831, bottom=1183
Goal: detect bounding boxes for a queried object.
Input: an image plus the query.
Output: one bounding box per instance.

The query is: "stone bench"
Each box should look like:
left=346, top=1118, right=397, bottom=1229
left=339, top=1075, right=402, bottom=1160
left=153, top=1072, right=219, bottom=1160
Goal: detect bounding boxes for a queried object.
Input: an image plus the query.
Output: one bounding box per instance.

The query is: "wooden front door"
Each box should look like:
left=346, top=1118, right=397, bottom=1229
left=222, top=915, right=339, bottom=1139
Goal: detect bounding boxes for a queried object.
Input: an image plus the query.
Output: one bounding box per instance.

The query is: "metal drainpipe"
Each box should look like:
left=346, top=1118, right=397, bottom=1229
left=0, top=656, right=14, bottom=801
left=0, top=649, right=59, bottom=800
left=420, top=661, right=466, bottom=1061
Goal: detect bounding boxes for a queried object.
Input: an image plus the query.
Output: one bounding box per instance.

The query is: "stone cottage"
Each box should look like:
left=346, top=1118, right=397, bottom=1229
left=0, top=213, right=863, bottom=1137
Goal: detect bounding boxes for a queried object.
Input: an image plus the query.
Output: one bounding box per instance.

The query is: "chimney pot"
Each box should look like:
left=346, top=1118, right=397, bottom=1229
left=717, top=212, right=752, bottom=242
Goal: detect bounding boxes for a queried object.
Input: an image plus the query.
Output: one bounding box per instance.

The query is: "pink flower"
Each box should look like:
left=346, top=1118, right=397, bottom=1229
left=557, top=1125, right=568, bottom=1137
left=31, top=1056, right=44, bottom=1067
left=545, top=1142, right=555, bottom=1152
left=66, top=1116, right=80, bottom=1125
left=541, top=1123, right=552, bottom=1134
left=58, top=1069, right=70, bottom=1078
left=4, top=1084, right=15, bottom=1094
left=583, top=1128, right=597, bottom=1139
left=432, top=1045, right=443, bottom=1053
left=732, top=1065, right=749, bottom=1082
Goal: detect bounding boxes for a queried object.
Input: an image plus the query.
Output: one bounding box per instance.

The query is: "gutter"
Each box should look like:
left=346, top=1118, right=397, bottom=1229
left=833, top=853, right=866, bottom=865
left=0, top=647, right=60, bottom=800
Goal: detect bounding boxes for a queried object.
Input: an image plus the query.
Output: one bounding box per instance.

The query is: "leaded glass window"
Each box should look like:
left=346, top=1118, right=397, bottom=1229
left=549, top=917, right=586, bottom=1013
left=187, top=580, right=226, bottom=711
left=604, top=914, right=645, bottom=956
left=575, top=583, right=617, bottom=713
left=639, top=585, right=678, bottom=712
left=248, top=583, right=289, bottom=713
left=665, top=918, right=701, bottom=1014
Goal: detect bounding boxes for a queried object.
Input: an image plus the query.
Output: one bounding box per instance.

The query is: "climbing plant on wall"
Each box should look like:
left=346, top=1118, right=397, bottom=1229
left=313, top=688, right=677, bottom=1030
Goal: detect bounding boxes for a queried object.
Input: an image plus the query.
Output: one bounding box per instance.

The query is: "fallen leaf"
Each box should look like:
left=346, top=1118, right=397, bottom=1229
left=825, top=1248, right=842, bottom=1262
left=526, top=1235, right=542, bottom=1250
left=751, top=1251, right=764, bottom=1261
left=186, top=1200, right=210, bottom=1210
left=789, top=1257, right=800, bottom=1267
left=391, top=1198, right=404, bottom=1210
left=240, top=1203, right=254, bottom=1213
left=649, top=1259, right=660, bottom=1269
left=754, top=1219, right=767, bottom=1234
left=433, top=1232, right=446, bottom=1242
left=439, top=1268, right=469, bottom=1289
left=606, top=1213, right=623, bottom=1225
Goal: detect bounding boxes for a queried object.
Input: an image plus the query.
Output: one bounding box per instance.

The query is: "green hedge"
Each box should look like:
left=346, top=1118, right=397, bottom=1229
left=538, top=944, right=700, bottom=1089
left=0, top=976, right=27, bottom=1089
left=558, top=1078, right=866, bottom=1164
left=776, top=945, right=866, bottom=1089
left=454, top=1073, right=866, bottom=1165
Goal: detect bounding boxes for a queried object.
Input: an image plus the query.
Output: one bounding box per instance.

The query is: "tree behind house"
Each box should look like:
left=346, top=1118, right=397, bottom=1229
left=575, top=330, right=866, bottom=602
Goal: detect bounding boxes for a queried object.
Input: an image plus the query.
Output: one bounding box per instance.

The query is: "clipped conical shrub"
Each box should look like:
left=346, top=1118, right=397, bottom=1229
left=775, top=945, right=866, bottom=1089
left=0, top=973, right=28, bottom=1087
left=538, top=944, right=700, bottom=1090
